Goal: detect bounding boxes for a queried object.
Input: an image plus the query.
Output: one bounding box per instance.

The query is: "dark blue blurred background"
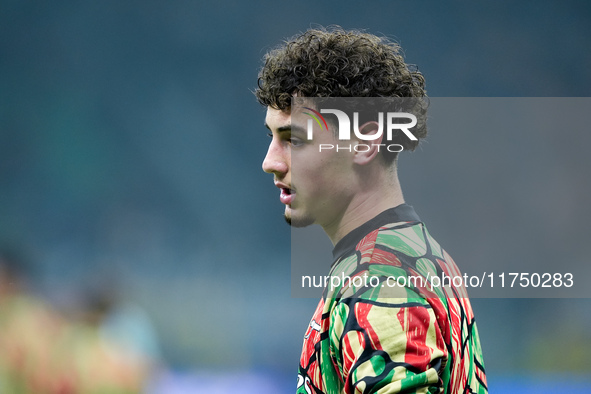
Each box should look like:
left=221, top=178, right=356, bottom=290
left=1, top=1, right=590, bottom=392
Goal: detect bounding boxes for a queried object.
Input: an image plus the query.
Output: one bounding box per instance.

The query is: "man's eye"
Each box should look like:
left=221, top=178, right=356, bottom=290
left=266, top=132, right=273, bottom=138
left=290, top=138, right=304, bottom=147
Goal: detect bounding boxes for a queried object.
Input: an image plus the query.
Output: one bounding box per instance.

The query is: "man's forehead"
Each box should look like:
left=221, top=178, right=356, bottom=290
left=265, top=107, right=291, bottom=130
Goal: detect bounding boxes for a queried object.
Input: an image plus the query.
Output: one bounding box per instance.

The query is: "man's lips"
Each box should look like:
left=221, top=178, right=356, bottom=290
left=275, top=182, right=295, bottom=205
left=279, top=188, right=294, bottom=205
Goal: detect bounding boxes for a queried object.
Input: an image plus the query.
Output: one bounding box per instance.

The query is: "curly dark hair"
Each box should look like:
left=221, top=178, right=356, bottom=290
left=255, top=27, right=428, bottom=155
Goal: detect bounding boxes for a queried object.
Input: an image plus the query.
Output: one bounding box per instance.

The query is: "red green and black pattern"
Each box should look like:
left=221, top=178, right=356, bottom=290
left=297, top=205, right=487, bottom=394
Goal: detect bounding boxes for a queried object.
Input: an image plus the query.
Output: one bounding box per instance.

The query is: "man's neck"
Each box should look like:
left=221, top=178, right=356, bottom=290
left=322, top=172, right=405, bottom=245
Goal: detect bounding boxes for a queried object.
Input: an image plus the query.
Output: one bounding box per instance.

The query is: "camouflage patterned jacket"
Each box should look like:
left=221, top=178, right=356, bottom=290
left=297, top=205, right=487, bottom=394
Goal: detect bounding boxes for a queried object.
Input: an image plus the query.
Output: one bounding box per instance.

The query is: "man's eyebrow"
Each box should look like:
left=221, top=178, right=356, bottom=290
left=290, top=124, right=306, bottom=134
left=264, top=123, right=306, bottom=134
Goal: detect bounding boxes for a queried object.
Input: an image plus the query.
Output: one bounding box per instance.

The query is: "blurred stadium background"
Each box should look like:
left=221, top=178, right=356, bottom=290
left=1, top=1, right=590, bottom=392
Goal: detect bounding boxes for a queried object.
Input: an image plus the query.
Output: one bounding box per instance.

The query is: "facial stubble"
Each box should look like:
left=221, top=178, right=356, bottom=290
left=284, top=206, right=314, bottom=228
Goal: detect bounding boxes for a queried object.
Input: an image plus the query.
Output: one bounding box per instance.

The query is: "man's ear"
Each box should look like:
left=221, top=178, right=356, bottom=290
left=352, top=121, right=384, bottom=166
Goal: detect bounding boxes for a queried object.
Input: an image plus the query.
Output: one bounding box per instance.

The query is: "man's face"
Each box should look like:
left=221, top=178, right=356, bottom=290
left=262, top=106, right=355, bottom=228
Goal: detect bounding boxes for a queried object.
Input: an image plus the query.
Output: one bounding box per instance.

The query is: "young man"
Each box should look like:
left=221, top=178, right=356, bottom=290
left=256, top=27, right=487, bottom=394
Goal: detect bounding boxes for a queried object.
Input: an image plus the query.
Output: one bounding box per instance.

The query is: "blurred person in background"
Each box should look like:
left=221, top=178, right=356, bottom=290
left=257, top=27, right=487, bottom=393
left=0, top=247, right=70, bottom=392
left=0, top=247, right=157, bottom=393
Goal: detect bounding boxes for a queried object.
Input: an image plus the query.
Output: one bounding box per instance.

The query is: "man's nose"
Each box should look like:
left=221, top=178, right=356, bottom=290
left=262, top=141, right=288, bottom=175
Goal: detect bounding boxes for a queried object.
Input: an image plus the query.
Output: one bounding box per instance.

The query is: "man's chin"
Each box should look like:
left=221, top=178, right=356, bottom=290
left=284, top=208, right=314, bottom=228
